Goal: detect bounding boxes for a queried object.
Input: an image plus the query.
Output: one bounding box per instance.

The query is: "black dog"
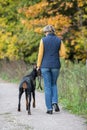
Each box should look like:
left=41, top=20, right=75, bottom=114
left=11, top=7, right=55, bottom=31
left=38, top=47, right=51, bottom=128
left=18, top=66, right=38, bottom=115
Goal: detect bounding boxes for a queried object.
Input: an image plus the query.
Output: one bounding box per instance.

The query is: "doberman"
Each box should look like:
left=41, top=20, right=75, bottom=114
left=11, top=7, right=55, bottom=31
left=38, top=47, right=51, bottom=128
left=18, top=66, right=39, bottom=115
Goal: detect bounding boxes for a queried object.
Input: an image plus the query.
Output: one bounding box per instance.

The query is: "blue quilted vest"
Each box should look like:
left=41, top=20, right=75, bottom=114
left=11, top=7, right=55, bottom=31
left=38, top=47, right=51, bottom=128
left=41, top=33, right=61, bottom=69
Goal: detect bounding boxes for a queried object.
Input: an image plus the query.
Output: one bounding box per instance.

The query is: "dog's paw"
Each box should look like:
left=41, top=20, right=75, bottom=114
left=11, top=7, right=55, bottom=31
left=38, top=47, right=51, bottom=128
left=26, top=106, right=28, bottom=111
left=33, top=104, right=36, bottom=108
left=18, top=108, right=21, bottom=112
left=33, top=102, right=36, bottom=108
left=28, top=111, right=31, bottom=115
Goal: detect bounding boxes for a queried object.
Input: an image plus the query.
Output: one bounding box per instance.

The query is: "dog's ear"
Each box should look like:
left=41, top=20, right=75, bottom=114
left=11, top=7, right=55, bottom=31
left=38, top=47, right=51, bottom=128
left=33, top=64, right=37, bottom=69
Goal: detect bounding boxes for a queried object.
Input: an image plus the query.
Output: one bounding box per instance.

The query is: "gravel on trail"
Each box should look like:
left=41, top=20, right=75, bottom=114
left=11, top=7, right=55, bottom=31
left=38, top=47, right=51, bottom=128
left=0, top=81, right=87, bottom=130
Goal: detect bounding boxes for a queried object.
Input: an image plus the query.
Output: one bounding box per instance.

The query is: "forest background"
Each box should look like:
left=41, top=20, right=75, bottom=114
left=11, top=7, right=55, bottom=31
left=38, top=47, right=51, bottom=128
left=0, top=0, right=87, bottom=118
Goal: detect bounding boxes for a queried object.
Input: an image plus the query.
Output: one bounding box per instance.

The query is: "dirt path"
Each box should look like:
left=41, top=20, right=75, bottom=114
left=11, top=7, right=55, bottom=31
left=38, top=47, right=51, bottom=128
left=0, top=81, right=87, bottom=130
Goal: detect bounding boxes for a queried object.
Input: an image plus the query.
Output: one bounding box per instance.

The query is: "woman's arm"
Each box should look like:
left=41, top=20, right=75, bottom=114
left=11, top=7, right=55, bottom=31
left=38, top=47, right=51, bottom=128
left=59, top=41, right=66, bottom=58
left=37, top=39, right=44, bottom=68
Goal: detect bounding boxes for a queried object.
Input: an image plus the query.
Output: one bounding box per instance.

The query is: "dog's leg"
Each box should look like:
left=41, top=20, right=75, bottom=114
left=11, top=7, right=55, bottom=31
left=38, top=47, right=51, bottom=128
left=25, top=90, right=28, bottom=111
left=18, top=88, right=23, bottom=112
left=28, top=92, right=31, bottom=115
left=32, top=91, right=35, bottom=108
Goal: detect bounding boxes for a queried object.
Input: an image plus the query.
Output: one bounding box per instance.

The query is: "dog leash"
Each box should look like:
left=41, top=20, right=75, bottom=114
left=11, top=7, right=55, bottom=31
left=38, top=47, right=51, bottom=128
left=37, top=75, right=43, bottom=90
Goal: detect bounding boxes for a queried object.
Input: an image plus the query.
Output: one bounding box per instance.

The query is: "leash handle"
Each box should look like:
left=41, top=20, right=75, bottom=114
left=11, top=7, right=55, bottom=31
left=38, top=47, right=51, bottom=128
left=37, top=76, right=43, bottom=90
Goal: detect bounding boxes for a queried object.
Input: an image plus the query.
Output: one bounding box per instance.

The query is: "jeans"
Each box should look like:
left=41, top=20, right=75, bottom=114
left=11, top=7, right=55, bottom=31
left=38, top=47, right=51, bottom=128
left=41, top=68, right=60, bottom=110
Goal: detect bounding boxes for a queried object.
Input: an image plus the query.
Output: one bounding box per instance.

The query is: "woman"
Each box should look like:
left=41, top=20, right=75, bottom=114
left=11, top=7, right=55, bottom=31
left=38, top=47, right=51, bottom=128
left=37, top=25, right=66, bottom=114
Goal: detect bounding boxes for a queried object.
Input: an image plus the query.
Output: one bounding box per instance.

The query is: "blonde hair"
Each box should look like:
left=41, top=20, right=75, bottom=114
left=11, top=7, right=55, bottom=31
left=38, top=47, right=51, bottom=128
left=43, top=25, right=55, bottom=33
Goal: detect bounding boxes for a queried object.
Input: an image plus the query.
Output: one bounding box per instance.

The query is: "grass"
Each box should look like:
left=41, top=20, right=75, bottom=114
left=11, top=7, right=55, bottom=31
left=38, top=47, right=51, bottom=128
left=0, top=60, right=30, bottom=83
left=0, top=72, right=19, bottom=83
left=58, top=60, right=87, bottom=117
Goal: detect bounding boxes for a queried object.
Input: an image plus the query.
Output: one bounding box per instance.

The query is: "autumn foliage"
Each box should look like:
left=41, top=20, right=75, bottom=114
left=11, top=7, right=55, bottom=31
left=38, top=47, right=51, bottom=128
left=0, top=0, right=87, bottom=63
